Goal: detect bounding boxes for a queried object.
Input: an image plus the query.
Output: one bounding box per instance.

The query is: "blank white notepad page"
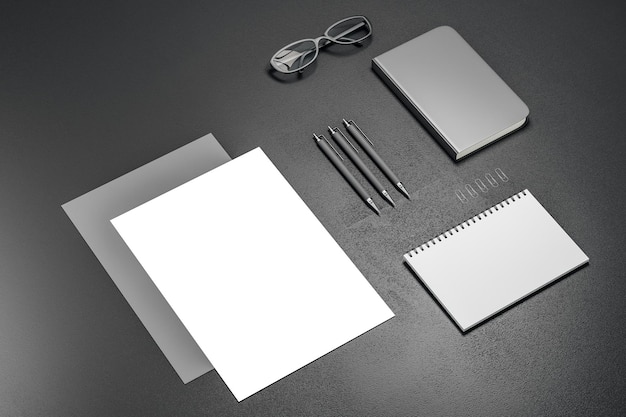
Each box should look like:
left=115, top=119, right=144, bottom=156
left=111, top=148, right=394, bottom=401
left=404, top=190, right=588, bottom=332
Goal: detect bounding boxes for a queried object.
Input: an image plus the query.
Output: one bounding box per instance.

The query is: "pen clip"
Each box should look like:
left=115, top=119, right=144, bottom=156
left=337, top=128, right=359, bottom=153
left=319, top=134, right=344, bottom=161
left=349, top=120, right=374, bottom=147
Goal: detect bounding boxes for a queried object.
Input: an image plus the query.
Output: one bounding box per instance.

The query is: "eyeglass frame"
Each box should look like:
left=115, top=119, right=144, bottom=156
left=269, top=15, right=373, bottom=74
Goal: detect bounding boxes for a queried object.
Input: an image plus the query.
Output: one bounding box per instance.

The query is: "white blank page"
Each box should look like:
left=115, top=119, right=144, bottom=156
left=404, top=190, right=588, bottom=332
left=112, top=148, right=394, bottom=401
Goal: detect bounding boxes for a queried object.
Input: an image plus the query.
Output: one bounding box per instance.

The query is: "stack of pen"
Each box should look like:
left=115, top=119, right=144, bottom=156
left=314, top=119, right=410, bottom=215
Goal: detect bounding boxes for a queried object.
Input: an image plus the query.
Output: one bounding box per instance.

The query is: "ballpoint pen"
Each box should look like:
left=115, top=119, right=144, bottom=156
left=343, top=119, right=411, bottom=199
left=327, top=126, right=396, bottom=207
left=313, top=134, right=381, bottom=215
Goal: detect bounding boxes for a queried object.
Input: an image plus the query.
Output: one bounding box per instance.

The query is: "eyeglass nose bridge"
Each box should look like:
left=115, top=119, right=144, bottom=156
left=293, top=35, right=362, bottom=73
left=309, top=36, right=363, bottom=58
left=311, top=36, right=334, bottom=50
left=313, top=33, right=365, bottom=48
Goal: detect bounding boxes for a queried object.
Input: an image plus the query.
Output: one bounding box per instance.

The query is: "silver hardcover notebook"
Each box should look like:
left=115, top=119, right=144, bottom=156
left=63, top=134, right=230, bottom=383
left=373, top=26, right=529, bottom=160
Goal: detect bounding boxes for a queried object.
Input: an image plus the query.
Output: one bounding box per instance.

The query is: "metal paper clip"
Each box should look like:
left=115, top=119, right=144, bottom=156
left=465, top=184, right=479, bottom=198
left=455, top=189, right=468, bottom=203
left=475, top=179, right=488, bottom=193
left=485, top=173, right=498, bottom=187
left=495, top=168, right=509, bottom=182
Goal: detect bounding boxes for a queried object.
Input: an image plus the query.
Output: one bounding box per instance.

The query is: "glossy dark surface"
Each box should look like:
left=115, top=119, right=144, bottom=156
left=1, top=1, right=625, bottom=415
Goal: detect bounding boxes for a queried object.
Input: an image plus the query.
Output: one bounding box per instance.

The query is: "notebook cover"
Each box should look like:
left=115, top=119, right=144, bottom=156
left=403, top=189, right=588, bottom=331
left=373, top=26, right=529, bottom=160
left=63, top=133, right=230, bottom=383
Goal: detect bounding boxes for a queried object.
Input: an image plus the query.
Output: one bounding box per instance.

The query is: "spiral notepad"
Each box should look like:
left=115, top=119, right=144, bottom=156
left=404, top=189, right=588, bottom=332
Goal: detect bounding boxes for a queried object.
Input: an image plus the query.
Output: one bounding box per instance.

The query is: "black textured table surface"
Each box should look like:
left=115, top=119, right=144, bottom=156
left=2, top=1, right=625, bottom=416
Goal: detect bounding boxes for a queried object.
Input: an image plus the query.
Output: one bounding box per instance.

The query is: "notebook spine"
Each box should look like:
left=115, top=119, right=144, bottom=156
left=406, top=190, right=528, bottom=258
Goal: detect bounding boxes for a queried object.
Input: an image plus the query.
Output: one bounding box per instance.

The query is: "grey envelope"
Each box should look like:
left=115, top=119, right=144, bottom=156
left=63, top=134, right=231, bottom=383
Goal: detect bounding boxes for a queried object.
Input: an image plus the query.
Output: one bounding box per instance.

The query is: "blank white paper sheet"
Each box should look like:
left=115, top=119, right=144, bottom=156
left=111, top=148, right=394, bottom=401
left=404, top=189, right=588, bottom=332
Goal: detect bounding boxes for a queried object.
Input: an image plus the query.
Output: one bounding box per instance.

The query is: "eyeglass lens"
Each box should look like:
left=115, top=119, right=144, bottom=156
left=326, top=17, right=371, bottom=44
left=272, top=40, right=317, bottom=73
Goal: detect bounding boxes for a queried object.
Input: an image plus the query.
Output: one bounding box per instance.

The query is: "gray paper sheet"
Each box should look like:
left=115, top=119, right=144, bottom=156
left=63, top=134, right=230, bottom=383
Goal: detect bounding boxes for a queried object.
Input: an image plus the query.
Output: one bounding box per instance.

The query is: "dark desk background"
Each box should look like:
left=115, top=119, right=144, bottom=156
left=1, top=1, right=625, bottom=416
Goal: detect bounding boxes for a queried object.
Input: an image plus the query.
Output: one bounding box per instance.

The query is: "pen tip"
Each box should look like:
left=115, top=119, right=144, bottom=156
left=367, top=198, right=381, bottom=215
left=342, top=119, right=349, bottom=127
left=397, top=183, right=411, bottom=200
left=382, top=190, right=396, bottom=207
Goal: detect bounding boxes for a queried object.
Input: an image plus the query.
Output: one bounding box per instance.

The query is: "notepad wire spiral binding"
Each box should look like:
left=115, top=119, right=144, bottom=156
left=406, top=190, right=528, bottom=258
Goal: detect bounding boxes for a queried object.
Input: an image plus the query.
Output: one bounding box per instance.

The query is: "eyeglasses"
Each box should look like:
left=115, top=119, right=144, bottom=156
left=270, top=16, right=372, bottom=74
